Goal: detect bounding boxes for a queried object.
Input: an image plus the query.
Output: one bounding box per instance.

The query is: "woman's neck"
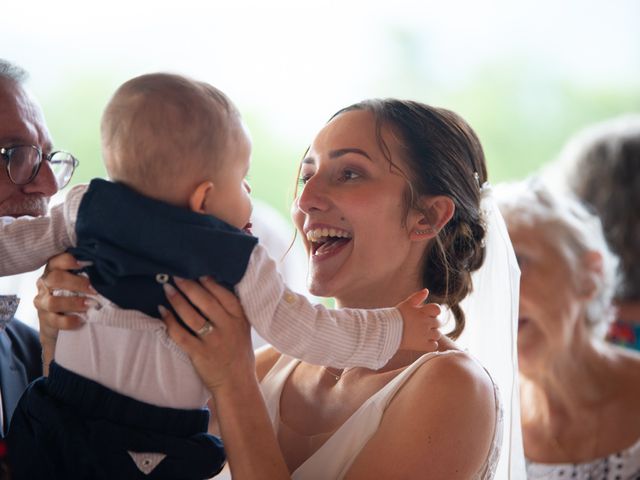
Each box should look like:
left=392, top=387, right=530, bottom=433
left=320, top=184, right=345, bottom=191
left=334, top=279, right=423, bottom=310
left=521, top=330, right=619, bottom=425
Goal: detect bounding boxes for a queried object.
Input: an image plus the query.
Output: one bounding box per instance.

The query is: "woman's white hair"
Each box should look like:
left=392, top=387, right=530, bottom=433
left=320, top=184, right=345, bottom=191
left=495, top=178, right=619, bottom=338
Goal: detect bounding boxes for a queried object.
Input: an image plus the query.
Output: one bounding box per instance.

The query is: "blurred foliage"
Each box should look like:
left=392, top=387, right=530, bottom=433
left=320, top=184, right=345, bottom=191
left=41, top=73, right=116, bottom=184
left=444, top=67, right=640, bottom=182
left=41, top=64, right=638, bottom=221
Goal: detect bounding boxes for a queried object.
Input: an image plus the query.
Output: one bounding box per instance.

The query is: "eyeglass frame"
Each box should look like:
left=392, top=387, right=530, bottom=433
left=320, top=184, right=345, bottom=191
left=0, top=144, right=79, bottom=189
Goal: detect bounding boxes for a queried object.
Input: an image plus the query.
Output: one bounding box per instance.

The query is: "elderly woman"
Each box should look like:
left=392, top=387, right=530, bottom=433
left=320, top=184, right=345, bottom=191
left=497, top=180, right=640, bottom=479
left=550, top=115, right=640, bottom=351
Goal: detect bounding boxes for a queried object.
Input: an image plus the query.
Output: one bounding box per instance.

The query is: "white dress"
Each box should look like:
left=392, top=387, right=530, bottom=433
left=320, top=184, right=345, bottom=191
left=526, top=438, right=640, bottom=479
left=260, top=350, right=503, bottom=480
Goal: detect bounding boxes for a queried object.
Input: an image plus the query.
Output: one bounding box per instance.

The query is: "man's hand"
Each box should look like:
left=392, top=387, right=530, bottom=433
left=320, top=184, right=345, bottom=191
left=34, top=253, right=94, bottom=374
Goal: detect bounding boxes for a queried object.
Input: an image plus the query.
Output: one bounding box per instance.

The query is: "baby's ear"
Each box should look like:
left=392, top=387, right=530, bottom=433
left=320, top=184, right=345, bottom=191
left=188, top=181, right=215, bottom=213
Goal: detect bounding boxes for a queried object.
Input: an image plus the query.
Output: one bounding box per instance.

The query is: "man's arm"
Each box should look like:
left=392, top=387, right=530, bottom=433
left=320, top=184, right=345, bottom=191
left=0, top=184, right=86, bottom=276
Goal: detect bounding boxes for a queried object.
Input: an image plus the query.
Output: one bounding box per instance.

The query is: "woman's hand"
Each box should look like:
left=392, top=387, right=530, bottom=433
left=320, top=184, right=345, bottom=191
left=161, top=276, right=290, bottom=479
left=160, top=276, right=256, bottom=394
left=34, top=253, right=94, bottom=373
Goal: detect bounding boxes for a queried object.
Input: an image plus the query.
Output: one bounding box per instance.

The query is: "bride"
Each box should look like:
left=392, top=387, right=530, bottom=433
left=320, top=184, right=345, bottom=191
left=161, top=99, right=524, bottom=478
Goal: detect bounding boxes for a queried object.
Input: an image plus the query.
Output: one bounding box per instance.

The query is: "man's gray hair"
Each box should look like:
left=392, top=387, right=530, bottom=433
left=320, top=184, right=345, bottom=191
left=0, top=58, right=28, bottom=84
left=496, top=178, right=619, bottom=339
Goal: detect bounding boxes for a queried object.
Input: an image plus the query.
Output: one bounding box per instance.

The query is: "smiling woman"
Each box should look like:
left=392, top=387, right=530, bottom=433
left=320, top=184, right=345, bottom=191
left=154, top=98, right=524, bottom=479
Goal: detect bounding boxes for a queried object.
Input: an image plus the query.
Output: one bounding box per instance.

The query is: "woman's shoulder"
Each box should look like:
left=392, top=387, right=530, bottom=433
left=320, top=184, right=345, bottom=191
left=255, top=345, right=283, bottom=381
left=409, top=345, right=497, bottom=404
left=360, top=344, right=499, bottom=477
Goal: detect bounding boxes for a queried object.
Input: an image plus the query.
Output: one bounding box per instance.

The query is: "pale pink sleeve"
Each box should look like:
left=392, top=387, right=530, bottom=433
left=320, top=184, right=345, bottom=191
left=235, top=243, right=403, bottom=369
left=0, top=183, right=87, bottom=275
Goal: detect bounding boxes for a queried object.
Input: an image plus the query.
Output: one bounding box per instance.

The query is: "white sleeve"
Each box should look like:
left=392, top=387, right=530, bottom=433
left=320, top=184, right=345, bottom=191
left=235, top=243, right=403, bottom=369
left=0, top=184, right=87, bottom=276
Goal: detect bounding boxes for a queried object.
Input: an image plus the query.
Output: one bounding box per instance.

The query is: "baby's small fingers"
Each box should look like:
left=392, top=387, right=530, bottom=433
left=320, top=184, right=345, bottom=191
left=426, top=328, right=442, bottom=342
left=424, top=340, right=439, bottom=352
left=423, top=315, right=443, bottom=330
left=421, top=303, right=441, bottom=317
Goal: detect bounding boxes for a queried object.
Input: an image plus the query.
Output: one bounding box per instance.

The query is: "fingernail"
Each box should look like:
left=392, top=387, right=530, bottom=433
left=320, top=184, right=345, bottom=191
left=88, top=284, right=98, bottom=294
left=77, top=260, right=94, bottom=268
left=174, top=276, right=185, bottom=285
left=163, top=283, right=177, bottom=296
left=199, top=275, right=210, bottom=284
left=83, top=298, right=99, bottom=309
left=158, top=305, right=169, bottom=317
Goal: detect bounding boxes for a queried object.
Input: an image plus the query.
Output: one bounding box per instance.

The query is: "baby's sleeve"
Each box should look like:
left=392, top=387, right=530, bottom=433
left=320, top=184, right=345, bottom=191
left=235, top=244, right=403, bottom=369
left=0, top=184, right=87, bottom=276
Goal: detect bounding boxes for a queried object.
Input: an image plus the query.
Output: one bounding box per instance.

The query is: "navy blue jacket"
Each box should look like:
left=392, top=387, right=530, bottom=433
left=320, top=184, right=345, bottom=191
left=0, top=318, right=42, bottom=437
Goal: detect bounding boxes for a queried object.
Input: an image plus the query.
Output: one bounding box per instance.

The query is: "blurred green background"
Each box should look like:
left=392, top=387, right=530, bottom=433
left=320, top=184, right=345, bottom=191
left=42, top=70, right=638, bottom=221
left=4, top=0, right=639, bottom=221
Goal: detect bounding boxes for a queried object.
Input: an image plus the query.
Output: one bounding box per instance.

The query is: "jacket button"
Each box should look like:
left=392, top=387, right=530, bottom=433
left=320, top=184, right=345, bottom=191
left=155, top=273, right=170, bottom=284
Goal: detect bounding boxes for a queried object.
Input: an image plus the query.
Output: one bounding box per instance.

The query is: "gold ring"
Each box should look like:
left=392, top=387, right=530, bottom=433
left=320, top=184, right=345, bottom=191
left=196, top=322, right=214, bottom=338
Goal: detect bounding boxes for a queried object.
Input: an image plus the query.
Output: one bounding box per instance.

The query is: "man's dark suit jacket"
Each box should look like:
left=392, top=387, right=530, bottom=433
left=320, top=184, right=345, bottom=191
left=0, top=319, right=42, bottom=437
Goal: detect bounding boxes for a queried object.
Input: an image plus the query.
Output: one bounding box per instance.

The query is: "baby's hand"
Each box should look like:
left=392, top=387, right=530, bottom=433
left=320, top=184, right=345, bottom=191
left=396, top=289, right=442, bottom=352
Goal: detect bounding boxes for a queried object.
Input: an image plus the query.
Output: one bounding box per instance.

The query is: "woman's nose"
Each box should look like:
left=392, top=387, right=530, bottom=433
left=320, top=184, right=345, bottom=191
left=295, top=175, right=330, bottom=214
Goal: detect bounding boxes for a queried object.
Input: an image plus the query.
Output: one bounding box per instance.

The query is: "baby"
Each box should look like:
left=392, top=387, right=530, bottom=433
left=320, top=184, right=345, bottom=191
left=2, top=73, right=441, bottom=479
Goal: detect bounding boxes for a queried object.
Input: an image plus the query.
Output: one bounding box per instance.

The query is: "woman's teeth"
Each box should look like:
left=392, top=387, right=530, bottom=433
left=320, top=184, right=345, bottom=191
left=306, top=228, right=352, bottom=256
left=306, top=228, right=351, bottom=242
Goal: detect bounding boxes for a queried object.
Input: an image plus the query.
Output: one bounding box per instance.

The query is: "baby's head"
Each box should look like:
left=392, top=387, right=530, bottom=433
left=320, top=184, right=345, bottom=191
left=101, top=73, right=253, bottom=230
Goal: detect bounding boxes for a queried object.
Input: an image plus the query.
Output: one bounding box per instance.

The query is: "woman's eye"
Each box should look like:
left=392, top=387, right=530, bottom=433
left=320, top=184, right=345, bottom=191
left=339, top=169, right=361, bottom=182
left=298, top=174, right=312, bottom=186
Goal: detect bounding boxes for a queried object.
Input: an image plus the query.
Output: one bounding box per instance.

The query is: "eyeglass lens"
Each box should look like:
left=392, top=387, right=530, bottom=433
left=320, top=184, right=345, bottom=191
left=7, top=147, right=76, bottom=188
left=7, top=146, right=40, bottom=185
left=48, top=152, right=76, bottom=188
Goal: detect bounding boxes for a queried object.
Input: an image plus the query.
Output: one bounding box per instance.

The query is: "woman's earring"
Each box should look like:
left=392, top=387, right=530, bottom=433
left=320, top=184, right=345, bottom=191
left=415, top=225, right=435, bottom=235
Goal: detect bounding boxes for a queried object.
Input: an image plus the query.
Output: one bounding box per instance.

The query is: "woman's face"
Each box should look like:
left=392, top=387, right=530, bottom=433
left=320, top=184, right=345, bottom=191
left=509, top=222, right=588, bottom=376
left=291, top=109, right=426, bottom=308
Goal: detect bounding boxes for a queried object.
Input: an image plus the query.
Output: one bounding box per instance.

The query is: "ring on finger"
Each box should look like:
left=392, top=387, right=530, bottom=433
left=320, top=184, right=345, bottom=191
left=196, top=321, right=214, bottom=338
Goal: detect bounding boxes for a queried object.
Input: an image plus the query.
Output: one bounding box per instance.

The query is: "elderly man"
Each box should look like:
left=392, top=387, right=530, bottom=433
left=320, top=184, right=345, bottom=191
left=0, top=59, right=70, bottom=436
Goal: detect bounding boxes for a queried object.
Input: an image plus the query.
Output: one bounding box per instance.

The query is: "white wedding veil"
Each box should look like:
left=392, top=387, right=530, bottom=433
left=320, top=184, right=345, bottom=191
left=444, top=183, right=526, bottom=479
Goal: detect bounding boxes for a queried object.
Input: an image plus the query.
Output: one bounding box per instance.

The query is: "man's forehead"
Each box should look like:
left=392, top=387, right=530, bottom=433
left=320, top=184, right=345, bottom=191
left=0, top=79, right=52, bottom=150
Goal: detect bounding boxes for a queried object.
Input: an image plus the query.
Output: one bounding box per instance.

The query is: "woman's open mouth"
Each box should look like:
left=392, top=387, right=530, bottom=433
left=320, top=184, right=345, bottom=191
left=306, top=227, right=352, bottom=257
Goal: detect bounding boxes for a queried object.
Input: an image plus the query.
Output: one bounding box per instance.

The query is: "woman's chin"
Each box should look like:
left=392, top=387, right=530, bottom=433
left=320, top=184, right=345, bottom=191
left=306, top=277, right=336, bottom=299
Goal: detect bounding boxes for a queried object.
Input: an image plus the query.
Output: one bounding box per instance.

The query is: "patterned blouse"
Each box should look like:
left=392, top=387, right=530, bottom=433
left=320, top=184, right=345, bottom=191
left=526, top=437, right=640, bottom=479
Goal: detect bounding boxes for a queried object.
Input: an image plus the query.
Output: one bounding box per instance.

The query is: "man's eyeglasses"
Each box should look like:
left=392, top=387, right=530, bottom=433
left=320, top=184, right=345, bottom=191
left=0, top=145, right=79, bottom=189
